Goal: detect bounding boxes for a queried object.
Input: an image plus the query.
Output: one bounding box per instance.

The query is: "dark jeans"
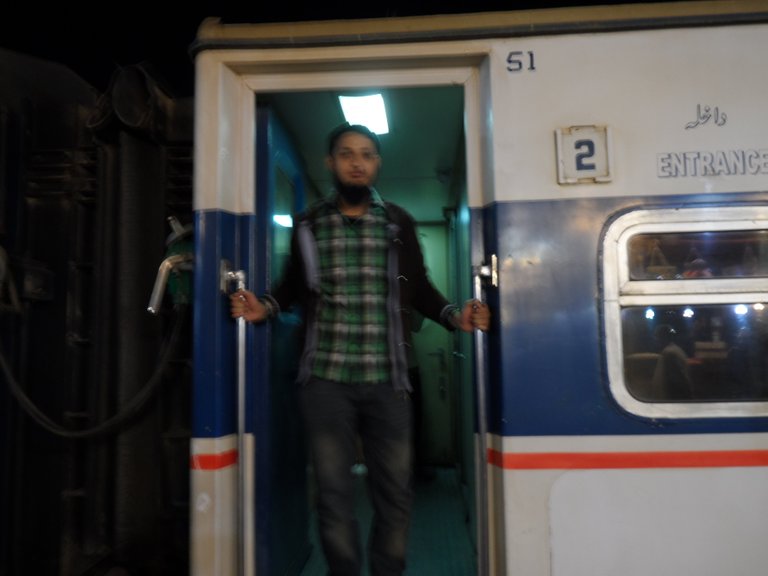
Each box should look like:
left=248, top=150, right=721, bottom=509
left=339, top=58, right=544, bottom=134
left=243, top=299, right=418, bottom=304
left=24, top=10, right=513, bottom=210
left=299, top=377, right=413, bottom=576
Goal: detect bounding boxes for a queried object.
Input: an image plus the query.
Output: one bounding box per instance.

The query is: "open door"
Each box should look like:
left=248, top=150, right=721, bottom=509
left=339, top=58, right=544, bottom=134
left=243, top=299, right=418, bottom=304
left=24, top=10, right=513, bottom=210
left=251, top=105, right=311, bottom=575
left=255, top=86, right=480, bottom=575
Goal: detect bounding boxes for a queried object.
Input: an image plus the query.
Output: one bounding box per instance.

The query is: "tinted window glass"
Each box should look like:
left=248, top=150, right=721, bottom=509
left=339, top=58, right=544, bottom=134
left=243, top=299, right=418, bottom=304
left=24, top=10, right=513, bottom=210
left=622, top=304, right=768, bottom=402
left=628, top=230, right=768, bottom=280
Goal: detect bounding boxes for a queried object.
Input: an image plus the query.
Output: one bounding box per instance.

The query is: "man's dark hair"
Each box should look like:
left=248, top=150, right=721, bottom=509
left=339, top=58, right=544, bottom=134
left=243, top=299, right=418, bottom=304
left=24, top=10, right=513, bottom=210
left=327, top=122, right=381, bottom=155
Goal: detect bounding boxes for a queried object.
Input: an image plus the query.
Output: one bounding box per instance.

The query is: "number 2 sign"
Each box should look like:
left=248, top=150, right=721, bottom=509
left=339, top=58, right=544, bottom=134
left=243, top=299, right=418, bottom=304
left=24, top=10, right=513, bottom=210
left=555, top=125, right=612, bottom=184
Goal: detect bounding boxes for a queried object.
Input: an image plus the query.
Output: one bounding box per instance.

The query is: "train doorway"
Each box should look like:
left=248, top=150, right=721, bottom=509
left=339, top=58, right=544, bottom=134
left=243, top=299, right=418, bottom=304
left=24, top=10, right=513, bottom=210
left=254, top=84, right=479, bottom=575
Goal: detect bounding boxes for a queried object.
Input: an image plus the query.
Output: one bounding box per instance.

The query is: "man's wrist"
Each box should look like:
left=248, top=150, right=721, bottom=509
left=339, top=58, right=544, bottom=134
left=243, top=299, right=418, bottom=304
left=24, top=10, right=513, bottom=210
left=440, top=304, right=461, bottom=330
left=258, top=295, right=279, bottom=319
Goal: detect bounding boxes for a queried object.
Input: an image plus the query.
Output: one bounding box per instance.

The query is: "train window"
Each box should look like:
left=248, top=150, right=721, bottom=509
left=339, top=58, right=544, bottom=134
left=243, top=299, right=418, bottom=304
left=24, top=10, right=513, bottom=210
left=628, top=230, right=768, bottom=280
left=603, top=206, right=768, bottom=418
left=621, top=304, right=767, bottom=402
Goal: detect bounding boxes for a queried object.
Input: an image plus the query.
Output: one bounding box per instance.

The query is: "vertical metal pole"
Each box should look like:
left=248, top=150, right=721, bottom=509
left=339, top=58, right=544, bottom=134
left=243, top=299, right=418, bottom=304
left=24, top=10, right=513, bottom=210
left=472, top=253, right=495, bottom=576
left=224, top=266, right=249, bottom=576
left=473, top=272, right=490, bottom=576
left=232, top=271, right=248, bottom=576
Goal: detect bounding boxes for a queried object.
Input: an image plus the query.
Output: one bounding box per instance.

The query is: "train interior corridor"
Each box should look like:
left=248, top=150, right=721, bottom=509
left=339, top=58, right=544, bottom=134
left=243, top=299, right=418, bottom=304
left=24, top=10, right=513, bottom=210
left=300, top=467, right=476, bottom=575
left=259, top=86, right=479, bottom=575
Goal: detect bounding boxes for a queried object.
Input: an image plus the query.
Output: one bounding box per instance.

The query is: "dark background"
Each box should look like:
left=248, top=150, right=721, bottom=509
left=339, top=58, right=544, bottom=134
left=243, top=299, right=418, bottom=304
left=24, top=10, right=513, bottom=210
left=0, top=1, right=690, bottom=96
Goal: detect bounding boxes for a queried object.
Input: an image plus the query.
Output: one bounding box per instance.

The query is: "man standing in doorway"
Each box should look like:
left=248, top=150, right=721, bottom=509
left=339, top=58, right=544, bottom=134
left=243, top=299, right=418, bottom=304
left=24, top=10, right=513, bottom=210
left=230, top=122, right=490, bottom=576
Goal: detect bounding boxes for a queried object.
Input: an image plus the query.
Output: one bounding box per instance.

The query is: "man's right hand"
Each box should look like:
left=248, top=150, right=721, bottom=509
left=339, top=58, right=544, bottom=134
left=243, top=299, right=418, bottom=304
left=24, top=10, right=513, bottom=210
left=229, top=289, right=269, bottom=323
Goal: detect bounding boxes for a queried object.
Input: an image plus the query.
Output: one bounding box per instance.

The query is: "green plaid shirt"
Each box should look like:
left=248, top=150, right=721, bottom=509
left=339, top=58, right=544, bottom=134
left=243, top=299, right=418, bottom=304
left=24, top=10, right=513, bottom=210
left=310, top=199, right=390, bottom=384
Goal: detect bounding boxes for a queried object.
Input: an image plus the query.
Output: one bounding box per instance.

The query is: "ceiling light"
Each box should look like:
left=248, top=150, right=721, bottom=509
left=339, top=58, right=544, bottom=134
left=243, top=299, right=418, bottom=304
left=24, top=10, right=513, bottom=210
left=338, top=94, right=389, bottom=135
left=273, top=214, right=293, bottom=228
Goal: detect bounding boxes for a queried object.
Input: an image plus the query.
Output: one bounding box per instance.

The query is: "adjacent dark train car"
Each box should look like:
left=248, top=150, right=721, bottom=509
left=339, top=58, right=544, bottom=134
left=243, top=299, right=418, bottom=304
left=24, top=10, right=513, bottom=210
left=0, top=51, right=194, bottom=574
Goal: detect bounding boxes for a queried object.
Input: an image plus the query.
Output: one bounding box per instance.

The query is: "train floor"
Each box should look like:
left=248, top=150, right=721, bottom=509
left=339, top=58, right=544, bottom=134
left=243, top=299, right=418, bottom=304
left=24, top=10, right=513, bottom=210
left=299, top=465, right=476, bottom=576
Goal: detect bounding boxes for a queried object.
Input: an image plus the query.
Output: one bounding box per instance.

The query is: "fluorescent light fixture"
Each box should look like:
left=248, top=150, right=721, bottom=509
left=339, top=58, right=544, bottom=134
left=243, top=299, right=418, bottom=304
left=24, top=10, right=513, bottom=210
left=338, top=94, right=389, bottom=134
left=273, top=214, right=293, bottom=228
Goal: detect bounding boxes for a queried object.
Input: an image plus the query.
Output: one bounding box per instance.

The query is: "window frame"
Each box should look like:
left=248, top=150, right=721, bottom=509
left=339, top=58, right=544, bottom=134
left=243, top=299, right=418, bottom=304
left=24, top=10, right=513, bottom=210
left=602, top=205, right=768, bottom=419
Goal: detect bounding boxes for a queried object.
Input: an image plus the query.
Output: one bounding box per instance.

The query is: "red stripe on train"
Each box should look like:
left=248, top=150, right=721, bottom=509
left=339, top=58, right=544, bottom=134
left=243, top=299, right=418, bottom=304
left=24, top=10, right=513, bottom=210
left=190, top=449, right=239, bottom=470
left=190, top=448, right=768, bottom=470
left=489, top=449, right=768, bottom=469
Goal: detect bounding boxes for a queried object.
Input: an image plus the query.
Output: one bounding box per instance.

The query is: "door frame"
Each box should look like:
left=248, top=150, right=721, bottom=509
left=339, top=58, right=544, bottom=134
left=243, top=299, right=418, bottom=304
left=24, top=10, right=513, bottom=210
left=192, top=40, right=493, bottom=576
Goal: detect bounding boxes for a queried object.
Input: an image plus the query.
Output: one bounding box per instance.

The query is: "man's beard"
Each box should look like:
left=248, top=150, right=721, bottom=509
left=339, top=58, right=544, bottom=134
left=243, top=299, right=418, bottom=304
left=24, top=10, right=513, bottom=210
left=334, top=176, right=371, bottom=206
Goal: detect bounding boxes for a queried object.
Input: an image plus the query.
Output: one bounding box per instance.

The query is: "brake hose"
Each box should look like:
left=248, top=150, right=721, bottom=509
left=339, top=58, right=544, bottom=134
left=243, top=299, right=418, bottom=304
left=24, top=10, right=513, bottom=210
left=0, top=303, right=187, bottom=439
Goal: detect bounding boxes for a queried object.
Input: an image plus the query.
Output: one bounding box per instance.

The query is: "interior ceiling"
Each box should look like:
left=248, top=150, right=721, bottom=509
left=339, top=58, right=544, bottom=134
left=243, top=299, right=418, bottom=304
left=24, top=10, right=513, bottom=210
left=262, top=85, right=465, bottom=222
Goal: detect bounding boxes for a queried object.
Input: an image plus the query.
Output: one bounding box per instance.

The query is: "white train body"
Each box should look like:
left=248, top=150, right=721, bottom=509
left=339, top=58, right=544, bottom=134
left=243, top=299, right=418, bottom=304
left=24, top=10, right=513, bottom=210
left=190, top=3, right=768, bottom=575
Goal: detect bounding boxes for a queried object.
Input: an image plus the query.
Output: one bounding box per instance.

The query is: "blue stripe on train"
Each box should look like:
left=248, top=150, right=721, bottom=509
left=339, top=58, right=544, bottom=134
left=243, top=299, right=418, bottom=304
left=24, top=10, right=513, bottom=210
left=192, top=209, right=257, bottom=438
left=192, top=195, right=768, bottom=440
left=482, top=193, right=768, bottom=437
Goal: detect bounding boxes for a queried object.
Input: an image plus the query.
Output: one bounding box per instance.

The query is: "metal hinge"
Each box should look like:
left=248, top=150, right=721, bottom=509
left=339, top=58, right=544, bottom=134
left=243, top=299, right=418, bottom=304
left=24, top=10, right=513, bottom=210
left=474, top=254, right=498, bottom=288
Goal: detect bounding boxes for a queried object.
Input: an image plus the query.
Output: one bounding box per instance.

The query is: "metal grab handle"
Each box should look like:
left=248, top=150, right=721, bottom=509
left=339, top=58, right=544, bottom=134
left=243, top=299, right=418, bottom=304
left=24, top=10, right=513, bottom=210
left=472, top=272, right=490, bottom=576
left=146, top=253, right=193, bottom=314
left=231, top=270, right=248, bottom=576
left=472, top=253, right=496, bottom=576
left=222, top=263, right=250, bottom=576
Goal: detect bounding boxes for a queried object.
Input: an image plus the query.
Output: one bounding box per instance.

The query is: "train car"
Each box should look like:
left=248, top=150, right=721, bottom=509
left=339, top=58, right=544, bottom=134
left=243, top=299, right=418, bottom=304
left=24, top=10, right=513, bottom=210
left=189, top=2, right=768, bottom=575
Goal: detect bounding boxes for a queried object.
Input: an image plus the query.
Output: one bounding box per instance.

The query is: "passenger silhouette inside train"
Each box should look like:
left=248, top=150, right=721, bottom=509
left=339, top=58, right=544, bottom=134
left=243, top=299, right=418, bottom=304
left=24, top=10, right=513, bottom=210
left=652, top=324, right=692, bottom=400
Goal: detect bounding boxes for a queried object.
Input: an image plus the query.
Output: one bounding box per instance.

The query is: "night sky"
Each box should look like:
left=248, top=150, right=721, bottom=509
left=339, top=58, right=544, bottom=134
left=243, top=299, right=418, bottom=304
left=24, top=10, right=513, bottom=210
left=1, top=1, right=690, bottom=96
